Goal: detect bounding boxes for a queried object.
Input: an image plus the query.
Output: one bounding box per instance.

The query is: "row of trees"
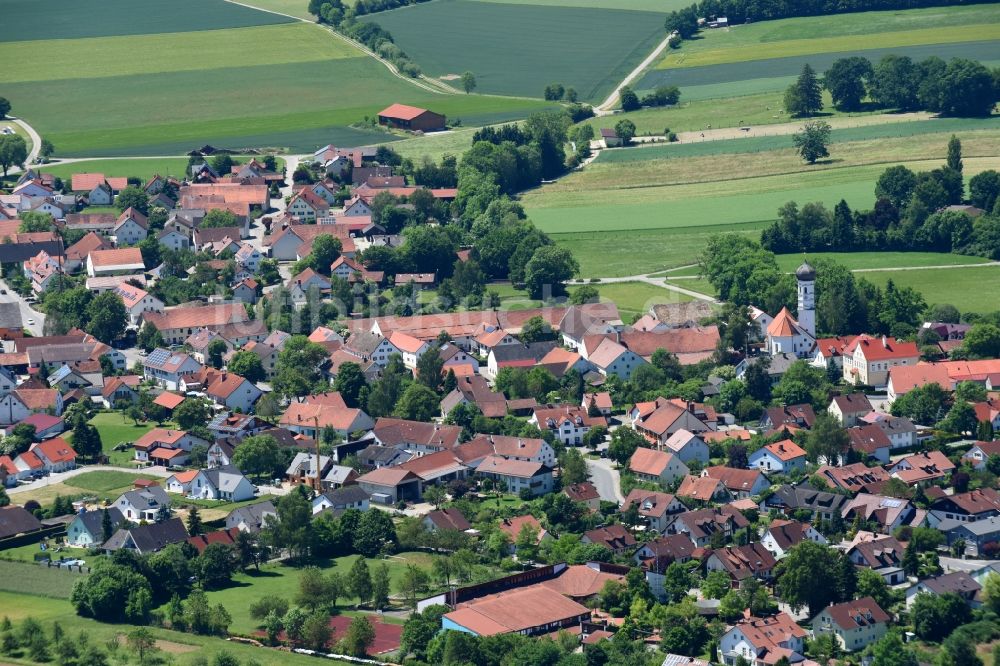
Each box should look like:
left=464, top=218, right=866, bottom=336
left=785, top=56, right=998, bottom=117
left=619, top=84, right=681, bottom=112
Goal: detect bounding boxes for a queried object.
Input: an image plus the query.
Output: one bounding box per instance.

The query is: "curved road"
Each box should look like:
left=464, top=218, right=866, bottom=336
left=7, top=117, right=41, bottom=173
left=595, top=33, right=674, bottom=114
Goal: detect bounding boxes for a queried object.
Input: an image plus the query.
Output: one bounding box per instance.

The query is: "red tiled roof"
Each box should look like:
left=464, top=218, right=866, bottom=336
left=153, top=392, right=185, bottom=409
left=31, top=437, right=76, bottom=464
left=378, top=103, right=431, bottom=121
left=186, top=527, right=240, bottom=554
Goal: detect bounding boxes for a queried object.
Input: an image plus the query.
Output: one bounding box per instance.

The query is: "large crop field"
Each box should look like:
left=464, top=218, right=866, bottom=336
left=366, top=0, right=666, bottom=101
left=0, top=0, right=550, bottom=156
left=637, top=4, right=1000, bottom=96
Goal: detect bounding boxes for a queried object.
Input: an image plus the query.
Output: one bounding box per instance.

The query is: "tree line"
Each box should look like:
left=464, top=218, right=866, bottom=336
left=308, top=0, right=424, bottom=77
left=761, top=138, right=1000, bottom=260
left=665, top=0, right=987, bottom=41
left=785, top=56, right=998, bottom=117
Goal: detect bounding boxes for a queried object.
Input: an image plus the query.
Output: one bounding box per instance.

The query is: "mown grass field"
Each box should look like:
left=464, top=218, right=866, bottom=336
left=78, top=412, right=157, bottom=466
left=1, top=0, right=551, bottom=156
left=0, top=0, right=294, bottom=42
left=0, top=590, right=353, bottom=665
left=0, top=561, right=85, bottom=599
left=861, top=265, right=1000, bottom=313
left=471, top=0, right=687, bottom=8
left=773, top=252, right=990, bottom=272
left=366, top=0, right=666, bottom=101
left=233, top=0, right=317, bottom=19
left=654, top=4, right=1000, bottom=69
left=204, top=552, right=444, bottom=634
left=39, top=156, right=286, bottom=182
left=593, top=281, right=693, bottom=318
left=8, top=469, right=161, bottom=506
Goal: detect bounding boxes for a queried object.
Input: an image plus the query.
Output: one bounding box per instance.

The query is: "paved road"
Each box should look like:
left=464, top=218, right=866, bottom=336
left=595, top=33, right=674, bottom=114
left=586, top=456, right=624, bottom=504
left=940, top=555, right=999, bottom=573
left=0, top=279, right=46, bottom=336
left=9, top=117, right=41, bottom=171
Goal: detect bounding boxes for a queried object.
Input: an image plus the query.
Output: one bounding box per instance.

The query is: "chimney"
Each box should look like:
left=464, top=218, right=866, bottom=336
left=687, top=401, right=695, bottom=414
left=881, top=335, right=888, bottom=347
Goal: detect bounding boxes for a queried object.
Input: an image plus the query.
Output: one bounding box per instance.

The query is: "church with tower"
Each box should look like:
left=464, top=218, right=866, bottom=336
left=765, top=261, right=816, bottom=358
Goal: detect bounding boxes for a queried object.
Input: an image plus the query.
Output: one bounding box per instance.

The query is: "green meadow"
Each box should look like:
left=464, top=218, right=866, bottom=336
left=366, top=0, right=666, bottom=100
left=773, top=252, right=990, bottom=272
left=470, top=0, right=686, bottom=9
left=861, top=265, right=1000, bottom=313
left=39, top=156, right=286, bottom=182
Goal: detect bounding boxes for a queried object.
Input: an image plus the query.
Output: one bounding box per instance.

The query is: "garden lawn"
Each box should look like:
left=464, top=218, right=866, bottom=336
left=0, top=590, right=354, bottom=665
left=0, top=0, right=293, bottom=42
left=366, top=0, right=666, bottom=101
left=860, top=265, right=1000, bottom=314
left=654, top=4, right=1000, bottom=68
left=64, top=470, right=161, bottom=494
left=665, top=276, right=717, bottom=297
left=82, top=412, right=156, bottom=465
left=0, top=561, right=85, bottom=599
left=204, top=552, right=446, bottom=634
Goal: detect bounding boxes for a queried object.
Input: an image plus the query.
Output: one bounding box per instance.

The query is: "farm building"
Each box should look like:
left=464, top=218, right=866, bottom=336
left=377, top=104, right=446, bottom=132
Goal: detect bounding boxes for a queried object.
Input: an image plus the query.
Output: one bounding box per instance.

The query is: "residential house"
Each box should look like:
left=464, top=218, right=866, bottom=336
left=937, top=516, right=1000, bottom=557
left=114, top=283, right=164, bottom=326
left=747, top=439, right=807, bottom=474
left=582, top=392, right=613, bottom=417
left=760, top=404, right=815, bottom=432
left=285, top=452, right=333, bottom=485
left=811, top=597, right=889, bottom=651
left=811, top=336, right=854, bottom=372
left=233, top=243, right=261, bottom=278
left=582, top=524, right=636, bottom=555
left=530, top=405, right=606, bottom=447
left=587, top=338, right=647, bottom=380
left=113, top=208, right=148, bottom=245
left=706, top=543, right=777, bottom=584
left=165, top=470, right=198, bottom=495
left=226, top=500, right=276, bottom=533
left=761, top=519, right=827, bottom=559
left=847, top=425, right=892, bottom=464
left=703, top=466, right=770, bottom=499
left=388, top=331, right=428, bottom=370
left=0, top=506, right=42, bottom=539
left=859, top=413, right=917, bottom=449
left=132, top=428, right=205, bottom=464
left=564, top=482, right=602, bottom=511
left=475, top=325, right=519, bottom=358
left=322, top=464, right=358, bottom=490
left=661, top=429, right=710, bottom=465
left=927, top=488, right=1000, bottom=527
left=760, top=484, right=850, bottom=522
left=558, top=303, right=622, bottom=350
left=498, top=515, right=551, bottom=555
left=0, top=388, right=64, bottom=425
left=142, top=349, right=203, bottom=390
left=139, top=303, right=251, bottom=346
left=816, top=463, right=891, bottom=494
left=829, top=394, right=873, bottom=427
left=311, top=485, right=370, bottom=515
left=671, top=507, right=749, bottom=547
left=623, top=489, right=685, bottom=533
left=232, top=277, right=259, bottom=303
left=485, top=341, right=558, bottom=381
left=182, top=369, right=261, bottom=413
left=279, top=399, right=374, bottom=439
left=114, top=486, right=172, bottom=522
left=369, top=417, right=462, bottom=454
left=475, top=455, right=554, bottom=497
left=677, top=475, right=732, bottom=505
left=103, top=518, right=188, bottom=554
left=634, top=534, right=695, bottom=582
left=846, top=535, right=906, bottom=584
left=719, top=612, right=808, bottom=666
left=17, top=437, right=77, bottom=474
left=342, top=330, right=400, bottom=367
left=423, top=508, right=471, bottom=533
left=186, top=465, right=256, bottom=501
left=905, top=571, right=981, bottom=609
left=889, top=451, right=955, bottom=486
left=66, top=508, right=126, bottom=548
left=632, top=398, right=714, bottom=446
left=287, top=189, right=330, bottom=221
left=843, top=335, right=920, bottom=387
left=628, top=448, right=689, bottom=485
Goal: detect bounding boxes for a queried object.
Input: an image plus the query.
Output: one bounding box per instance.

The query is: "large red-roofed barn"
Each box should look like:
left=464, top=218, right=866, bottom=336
left=377, top=104, right=446, bottom=132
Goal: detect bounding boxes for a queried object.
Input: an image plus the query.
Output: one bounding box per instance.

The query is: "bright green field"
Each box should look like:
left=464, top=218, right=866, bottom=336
left=774, top=252, right=990, bottom=272
left=594, top=281, right=694, bottom=318
left=70, top=412, right=156, bottom=466
left=861, top=265, right=1000, bottom=313
left=366, top=0, right=666, bottom=101
left=63, top=470, right=162, bottom=494
left=0, top=590, right=351, bottom=665
left=655, top=4, right=1000, bottom=69
left=233, top=0, right=317, bottom=19
left=2, top=1, right=552, bottom=156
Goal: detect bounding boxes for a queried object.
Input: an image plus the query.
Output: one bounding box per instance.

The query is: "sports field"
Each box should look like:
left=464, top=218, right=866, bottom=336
left=0, top=0, right=550, bottom=156
left=365, top=0, right=666, bottom=101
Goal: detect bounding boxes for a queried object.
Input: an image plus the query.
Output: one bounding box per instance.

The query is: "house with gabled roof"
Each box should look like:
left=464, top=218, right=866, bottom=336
left=0, top=388, right=63, bottom=425
left=829, top=393, right=873, bottom=427
left=703, top=466, right=770, bottom=499
left=86, top=247, right=145, bottom=277
left=671, top=507, right=748, bottom=547
left=846, top=534, right=906, bottom=584
left=761, top=484, right=849, bottom=522
left=889, top=450, right=955, bottom=486
left=707, top=542, right=777, bottom=583
left=629, top=448, right=689, bottom=485
left=114, top=485, right=171, bottom=523
left=661, top=429, right=710, bottom=465
left=905, top=571, right=981, bottom=609
left=423, top=507, right=472, bottom=533
left=587, top=337, right=646, bottom=380
left=623, top=489, right=685, bottom=533
left=582, top=524, right=636, bottom=554
left=812, top=597, right=889, bottom=651
left=747, top=439, right=807, bottom=474
left=18, top=437, right=77, bottom=474
left=719, top=612, right=809, bottom=666
left=529, top=405, right=606, bottom=447
left=476, top=455, right=553, bottom=497
left=927, top=487, right=1000, bottom=527
left=761, top=519, right=826, bottom=559
left=114, top=282, right=163, bottom=326
left=103, top=517, right=187, bottom=554
left=816, top=462, right=891, bottom=494
left=497, top=514, right=550, bottom=554
left=760, top=404, right=815, bottom=432
left=632, top=398, right=714, bottom=445
left=143, top=348, right=203, bottom=390
left=677, top=475, right=732, bottom=505
left=226, top=500, right=276, bottom=533
left=186, top=464, right=256, bottom=502
left=564, top=481, right=601, bottom=512
left=847, top=425, right=892, bottom=464
left=634, top=533, right=695, bottom=580
left=843, top=335, right=919, bottom=388
left=312, top=485, right=370, bottom=515
left=113, top=207, right=148, bottom=245
left=66, top=507, right=126, bottom=548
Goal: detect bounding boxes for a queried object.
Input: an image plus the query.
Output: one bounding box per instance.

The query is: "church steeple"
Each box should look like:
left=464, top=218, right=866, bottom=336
left=796, top=261, right=815, bottom=338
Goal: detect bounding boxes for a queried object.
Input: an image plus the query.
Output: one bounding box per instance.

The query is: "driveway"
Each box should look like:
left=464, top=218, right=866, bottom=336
left=939, top=555, right=1000, bottom=573
left=586, top=456, right=624, bottom=504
